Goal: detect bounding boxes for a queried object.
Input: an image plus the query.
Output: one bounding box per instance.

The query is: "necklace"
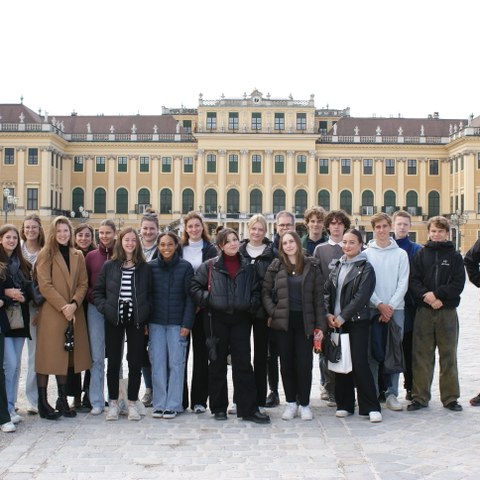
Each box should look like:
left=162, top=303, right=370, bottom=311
left=123, top=259, right=135, bottom=268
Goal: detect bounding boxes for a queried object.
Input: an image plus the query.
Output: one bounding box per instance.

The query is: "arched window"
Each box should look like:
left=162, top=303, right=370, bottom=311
left=160, top=188, right=172, bottom=214
left=94, top=188, right=106, bottom=214
left=362, top=190, right=374, bottom=206
left=250, top=188, right=262, bottom=214
left=294, top=189, right=307, bottom=216
left=340, top=190, right=352, bottom=215
left=383, top=190, right=396, bottom=214
left=428, top=191, right=440, bottom=218
left=72, top=187, right=84, bottom=214
left=182, top=189, right=194, bottom=214
left=116, top=188, right=128, bottom=214
left=138, top=188, right=150, bottom=206
left=273, top=190, right=285, bottom=214
left=227, top=189, right=239, bottom=213
left=406, top=190, right=418, bottom=207
left=204, top=189, right=217, bottom=214
left=318, top=190, right=330, bottom=211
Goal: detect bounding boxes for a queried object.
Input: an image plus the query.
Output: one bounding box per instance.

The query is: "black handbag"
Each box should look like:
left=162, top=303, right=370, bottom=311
left=204, top=260, right=219, bottom=362
left=323, top=329, right=342, bottom=363
left=64, top=320, right=74, bottom=352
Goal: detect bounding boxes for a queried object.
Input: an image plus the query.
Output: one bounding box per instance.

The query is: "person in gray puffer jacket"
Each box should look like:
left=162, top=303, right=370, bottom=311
left=262, top=231, right=326, bottom=421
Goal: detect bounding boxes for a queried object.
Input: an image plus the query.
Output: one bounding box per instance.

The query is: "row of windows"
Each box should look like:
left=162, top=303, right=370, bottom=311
left=3, top=148, right=64, bottom=169
left=69, top=187, right=441, bottom=217
left=205, top=112, right=307, bottom=131
left=71, top=155, right=440, bottom=176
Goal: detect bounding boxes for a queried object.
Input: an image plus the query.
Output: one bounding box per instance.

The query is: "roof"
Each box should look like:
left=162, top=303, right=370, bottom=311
left=331, top=117, right=468, bottom=137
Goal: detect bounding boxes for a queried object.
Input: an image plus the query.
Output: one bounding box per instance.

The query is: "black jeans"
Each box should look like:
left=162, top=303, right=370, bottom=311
left=105, top=321, right=146, bottom=401
left=275, top=311, right=313, bottom=407
left=207, top=310, right=258, bottom=417
left=189, top=309, right=209, bottom=409
left=252, top=314, right=269, bottom=407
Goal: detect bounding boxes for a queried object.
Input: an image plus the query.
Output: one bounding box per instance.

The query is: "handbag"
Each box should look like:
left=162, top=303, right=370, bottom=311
left=6, top=303, right=23, bottom=330
left=328, top=330, right=352, bottom=374
left=204, top=260, right=219, bottom=362
left=64, top=319, right=74, bottom=352
left=384, top=319, right=405, bottom=374
left=323, top=330, right=342, bottom=363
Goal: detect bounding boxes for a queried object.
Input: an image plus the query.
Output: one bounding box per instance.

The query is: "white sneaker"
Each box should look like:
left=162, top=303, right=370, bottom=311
left=299, top=405, right=313, bottom=421
left=227, top=403, right=237, bottom=415
left=369, top=411, right=383, bottom=423
left=193, top=404, right=206, bottom=414
left=1, top=421, right=16, bottom=433
left=162, top=410, right=177, bottom=419
left=141, top=388, right=152, bottom=407
left=10, top=412, right=22, bottom=424
left=258, top=406, right=267, bottom=415
left=335, top=410, right=352, bottom=418
left=90, top=407, right=103, bottom=415
left=282, top=402, right=298, bottom=420
left=106, top=401, right=119, bottom=421
left=27, top=404, right=38, bottom=415
left=128, top=403, right=141, bottom=421
left=152, top=410, right=163, bottom=418
left=386, top=394, right=403, bottom=411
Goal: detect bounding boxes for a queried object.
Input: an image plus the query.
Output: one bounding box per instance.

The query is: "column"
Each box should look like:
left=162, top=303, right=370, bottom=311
left=107, top=155, right=116, bottom=213
left=85, top=156, right=94, bottom=212
left=286, top=150, right=295, bottom=213
left=353, top=157, right=361, bottom=214
left=440, top=158, right=451, bottom=214
left=196, top=149, right=205, bottom=210
left=151, top=156, right=160, bottom=211
left=397, top=158, right=405, bottom=209
left=419, top=157, right=427, bottom=215
left=39, top=147, right=51, bottom=210
left=308, top=150, right=316, bottom=208
left=374, top=158, right=383, bottom=213
left=129, top=155, right=138, bottom=213
left=240, top=149, right=249, bottom=212
left=173, top=155, right=182, bottom=213
left=218, top=150, right=226, bottom=210
left=264, top=149, right=273, bottom=213
left=16, top=147, right=26, bottom=209
left=331, top=158, right=339, bottom=210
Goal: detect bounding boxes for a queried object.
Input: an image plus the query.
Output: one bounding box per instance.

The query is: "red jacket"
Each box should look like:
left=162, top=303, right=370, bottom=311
left=85, top=242, right=115, bottom=304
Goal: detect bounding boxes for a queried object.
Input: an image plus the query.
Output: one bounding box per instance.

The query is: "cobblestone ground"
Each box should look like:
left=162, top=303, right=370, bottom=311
left=1, top=281, right=480, bottom=479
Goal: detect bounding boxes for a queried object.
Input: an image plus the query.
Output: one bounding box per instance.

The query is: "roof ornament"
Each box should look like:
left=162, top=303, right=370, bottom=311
left=376, top=126, right=382, bottom=136
left=153, top=125, right=158, bottom=134
left=86, top=122, right=91, bottom=133
left=110, top=125, right=115, bottom=133
left=398, top=126, right=403, bottom=136
left=131, top=124, right=137, bottom=134
left=420, top=125, right=425, bottom=136
left=19, top=112, right=25, bottom=123
left=354, top=125, right=359, bottom=135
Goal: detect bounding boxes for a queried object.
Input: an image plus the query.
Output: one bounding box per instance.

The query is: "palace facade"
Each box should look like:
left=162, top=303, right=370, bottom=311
left=1, top=90, right=479, bottom=249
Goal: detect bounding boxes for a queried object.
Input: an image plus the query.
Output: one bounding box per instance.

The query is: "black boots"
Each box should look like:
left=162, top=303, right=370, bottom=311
left=38, top=387, right=61, bottom=420
left=56, top=384, right=77, bottom=417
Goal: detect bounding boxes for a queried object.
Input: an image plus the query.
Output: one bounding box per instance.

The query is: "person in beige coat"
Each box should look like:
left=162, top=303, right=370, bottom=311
left=35, top=216, right=90, bottom=420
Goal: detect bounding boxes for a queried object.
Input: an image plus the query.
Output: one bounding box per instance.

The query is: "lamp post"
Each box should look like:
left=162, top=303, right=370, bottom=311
left=3, top=188, right=18, bottom=223
left=70, top=205, right=90, bottom=220
left=450, top=209, right=468, bottom=251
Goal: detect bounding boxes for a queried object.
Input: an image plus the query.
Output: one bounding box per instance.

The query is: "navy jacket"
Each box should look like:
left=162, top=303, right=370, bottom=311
left=148, top=253, right=195, bottom=329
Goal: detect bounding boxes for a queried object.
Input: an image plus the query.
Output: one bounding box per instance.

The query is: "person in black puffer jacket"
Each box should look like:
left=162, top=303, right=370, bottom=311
left=93, top=228, right=152, bottom=422
left=239, top=214, right=277, bottom=410
left=190, top=228, right=269, bottom=424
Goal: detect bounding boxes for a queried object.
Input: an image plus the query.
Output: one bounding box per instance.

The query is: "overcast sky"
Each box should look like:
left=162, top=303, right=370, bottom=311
left=1, top=0, right=477, bottom=120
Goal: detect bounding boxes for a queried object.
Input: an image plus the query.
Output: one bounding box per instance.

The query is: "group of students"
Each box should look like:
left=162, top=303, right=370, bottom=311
left=0, top=205, right=476, bottom=432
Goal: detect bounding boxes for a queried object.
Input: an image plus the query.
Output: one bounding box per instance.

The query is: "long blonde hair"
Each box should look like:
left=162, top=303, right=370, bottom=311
left=44, top=216, right=74, bottom=259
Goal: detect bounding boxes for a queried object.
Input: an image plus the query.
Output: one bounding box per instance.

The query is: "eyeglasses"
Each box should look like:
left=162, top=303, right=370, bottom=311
left=277, top=223, right=293, bottom=228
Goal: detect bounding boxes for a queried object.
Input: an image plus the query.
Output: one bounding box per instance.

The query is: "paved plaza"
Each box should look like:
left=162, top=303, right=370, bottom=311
left=1, top=281, right=480, bottom=479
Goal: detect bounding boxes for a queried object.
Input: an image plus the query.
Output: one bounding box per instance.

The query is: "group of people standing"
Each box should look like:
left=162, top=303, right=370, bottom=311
left=0, top=204, right=475, bottom=433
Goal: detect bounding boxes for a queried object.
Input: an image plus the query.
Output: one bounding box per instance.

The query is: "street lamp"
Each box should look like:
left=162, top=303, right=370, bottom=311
left=70, top=205, right=90, bottom=220
left=450, top=209, right=468, bottom=251
left=3, top=188, right=19, bottom=223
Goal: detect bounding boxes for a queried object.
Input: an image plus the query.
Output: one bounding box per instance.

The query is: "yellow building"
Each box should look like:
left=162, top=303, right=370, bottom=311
left=1, top=90, right=479, bottom=250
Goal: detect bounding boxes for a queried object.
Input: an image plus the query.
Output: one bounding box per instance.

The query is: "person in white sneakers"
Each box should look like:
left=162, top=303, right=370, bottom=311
left=365, top=213, right=409, bottom=412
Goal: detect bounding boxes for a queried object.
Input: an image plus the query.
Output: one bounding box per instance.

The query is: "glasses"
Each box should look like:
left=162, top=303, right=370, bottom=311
left=277, top=223, right=293, bottom=228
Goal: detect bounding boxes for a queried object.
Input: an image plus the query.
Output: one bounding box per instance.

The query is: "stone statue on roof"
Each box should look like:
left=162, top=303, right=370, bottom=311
left=398, top=126, right=403, bottom=136
left=86, top=122, right=91, bottom=133
left=354, top=125, right=359, bottom=135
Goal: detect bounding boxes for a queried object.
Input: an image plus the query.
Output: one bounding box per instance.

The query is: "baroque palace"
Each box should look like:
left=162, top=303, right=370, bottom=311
left=1, top=90, right=480, bottom=249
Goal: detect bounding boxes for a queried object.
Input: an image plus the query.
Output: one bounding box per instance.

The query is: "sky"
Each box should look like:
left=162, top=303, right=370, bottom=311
left=1, top=0, right=478, bottom=120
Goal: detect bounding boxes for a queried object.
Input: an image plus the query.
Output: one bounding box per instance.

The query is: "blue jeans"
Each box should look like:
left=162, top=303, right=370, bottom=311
left=25, top=304, right=38, bottom=407
left=4, top=337, right=25, bottom=414
left=149, top=324, right=188, bottom=412
left=87, top=303, right=106, bottom=409
left=369, top=309, right=405, bottom=398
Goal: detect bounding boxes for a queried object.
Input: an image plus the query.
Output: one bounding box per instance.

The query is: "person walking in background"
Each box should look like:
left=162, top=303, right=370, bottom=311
left=35, top=216, right=90, bottom=420
left=68, top=223, right=96, bottom=412
left=464, top=236, right=480, bottom=407
left=20, top=214, right=45, bottom=415
left=301, top=207, right=328, bottom=255
left=407, top=216, right=465, bottom=412
left=85, top=219, right=116, bottom=416
left=324, top=229, right=382, bottom=423
left=392, top=211, right=422, bottom=401
left=93, top=228, right=152, bottom=421
left=0, top=262, right=17, bottom=433
left=148, top=232, right=194, bottom=419
left=181, top=212, right=217, bottom=414
left=190, top=228, right=269, bottom=424
left=138, top=210, right=160, bottom=408
left=0, top=225, right=33, bottom=425
left=365, top=213, right=409, bottom=412
left=263, top=230, right=325, bottom=421
left=314, top=209, right=351, bottom=408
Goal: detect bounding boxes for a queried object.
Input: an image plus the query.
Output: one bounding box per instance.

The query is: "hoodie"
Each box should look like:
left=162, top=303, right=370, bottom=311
left=365, top=238, right=409, bottom=310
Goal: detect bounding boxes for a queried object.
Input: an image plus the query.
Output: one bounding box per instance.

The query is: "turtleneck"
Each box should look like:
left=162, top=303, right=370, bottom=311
left=246, top=242, right=267, bottom=259
left=223, top=253, right=240, bottom=278
left=59, top=244, right=70, bottom=271
left=183, top=238, right=204, bottom=272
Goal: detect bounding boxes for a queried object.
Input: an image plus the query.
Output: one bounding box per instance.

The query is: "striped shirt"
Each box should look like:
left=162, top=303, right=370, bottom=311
left=119, top=266, right=134, bottom=324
